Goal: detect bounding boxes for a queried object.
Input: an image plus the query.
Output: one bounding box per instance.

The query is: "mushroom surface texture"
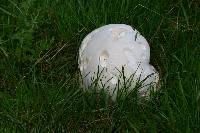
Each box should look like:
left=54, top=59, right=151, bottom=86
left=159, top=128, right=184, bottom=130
left=78, top=24, right=159, bottom=100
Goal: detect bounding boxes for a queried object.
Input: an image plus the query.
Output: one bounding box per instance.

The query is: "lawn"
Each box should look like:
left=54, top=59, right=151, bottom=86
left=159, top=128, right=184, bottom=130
left=0, top=0, right=200, bottom=132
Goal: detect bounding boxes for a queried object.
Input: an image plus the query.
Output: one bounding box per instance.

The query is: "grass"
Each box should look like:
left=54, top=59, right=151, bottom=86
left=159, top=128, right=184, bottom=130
left=0, top=0, right=199, bottom=132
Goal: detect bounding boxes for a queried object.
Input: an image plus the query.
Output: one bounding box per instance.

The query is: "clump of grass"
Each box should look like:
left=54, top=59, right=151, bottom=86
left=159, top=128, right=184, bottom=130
left=0, top=0, right=200, bottom=132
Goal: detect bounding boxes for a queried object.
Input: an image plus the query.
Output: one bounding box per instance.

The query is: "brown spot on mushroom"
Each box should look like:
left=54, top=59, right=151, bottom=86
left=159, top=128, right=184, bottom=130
left=99, top=50, right=109, bottom=67
left=111, top=28, right=126, bottom=40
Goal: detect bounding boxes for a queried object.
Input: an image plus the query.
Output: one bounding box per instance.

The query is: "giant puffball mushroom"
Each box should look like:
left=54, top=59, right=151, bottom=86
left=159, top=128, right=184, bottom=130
left=78, top=24, right=159, bottom=100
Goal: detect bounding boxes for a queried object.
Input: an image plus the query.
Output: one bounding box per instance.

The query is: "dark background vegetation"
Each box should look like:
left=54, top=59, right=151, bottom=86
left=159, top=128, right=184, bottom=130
left=0, top=0, right=199, bottom=132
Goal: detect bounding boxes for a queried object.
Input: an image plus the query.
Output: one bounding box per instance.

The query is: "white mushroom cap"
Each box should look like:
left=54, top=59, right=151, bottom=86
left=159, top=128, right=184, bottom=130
left=79, top=24, right=159, bottom=99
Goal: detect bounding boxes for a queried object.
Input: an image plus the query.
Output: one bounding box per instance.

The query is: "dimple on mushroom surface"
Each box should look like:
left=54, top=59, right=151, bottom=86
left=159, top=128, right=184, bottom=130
left=78, top=24, right=159, bottom=99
